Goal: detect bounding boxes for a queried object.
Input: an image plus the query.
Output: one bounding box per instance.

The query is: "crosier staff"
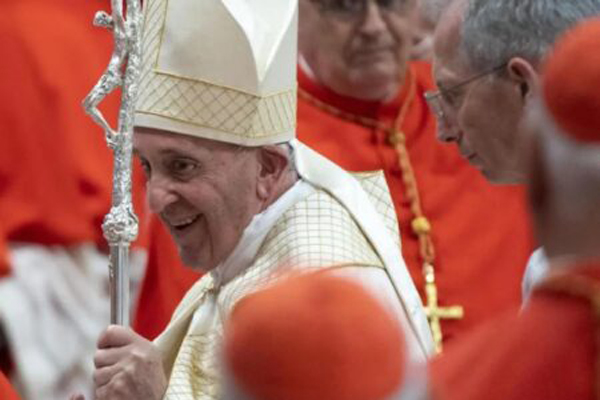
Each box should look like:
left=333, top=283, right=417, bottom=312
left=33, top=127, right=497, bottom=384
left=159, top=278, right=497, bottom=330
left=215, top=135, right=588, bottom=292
left=83, top=0, right=143, bottom=326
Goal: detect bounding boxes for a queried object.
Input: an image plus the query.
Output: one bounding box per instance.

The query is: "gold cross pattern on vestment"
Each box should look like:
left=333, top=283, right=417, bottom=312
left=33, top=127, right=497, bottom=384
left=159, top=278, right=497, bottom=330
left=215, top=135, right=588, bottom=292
left=423, top=263, right=464, bottom=353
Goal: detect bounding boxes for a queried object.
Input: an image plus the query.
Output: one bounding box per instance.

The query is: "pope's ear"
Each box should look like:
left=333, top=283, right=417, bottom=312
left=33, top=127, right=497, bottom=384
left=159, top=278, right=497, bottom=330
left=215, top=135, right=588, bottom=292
left=256, top=145, right=290, bottom=199
left=507, top=57, right=540, bottom=102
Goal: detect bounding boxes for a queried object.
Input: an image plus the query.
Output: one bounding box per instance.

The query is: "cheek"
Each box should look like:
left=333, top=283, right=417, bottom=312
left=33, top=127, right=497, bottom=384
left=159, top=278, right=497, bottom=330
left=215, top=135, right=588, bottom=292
left=215, top=165, right=258, bottom=230
left=303, top=20, right=343, bottom=54
left=204, top=187, right=253, bottom=261
left=459, top=101, right=519, bottom=169
left=324, top=28, right=353, bottom=68
left=457, top=101, right=482, bottom=134
left=457, top=103, right=493, bottom=149
left=387, top=17, right=413, bottom=46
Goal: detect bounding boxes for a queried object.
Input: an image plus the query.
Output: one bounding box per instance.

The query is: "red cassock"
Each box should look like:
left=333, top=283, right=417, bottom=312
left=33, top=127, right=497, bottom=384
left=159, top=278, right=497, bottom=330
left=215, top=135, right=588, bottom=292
left=431, top=261, right=600, bottom=400
left=296, top=62, right=534, bottom=344
left=0, top=372, right=20, bottom=400
left=0, top=0, right=148, bottom=277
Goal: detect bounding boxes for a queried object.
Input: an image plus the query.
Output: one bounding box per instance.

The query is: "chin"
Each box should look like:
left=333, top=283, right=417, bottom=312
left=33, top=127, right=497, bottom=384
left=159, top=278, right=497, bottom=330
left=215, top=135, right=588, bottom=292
left=350, top=75, right=397, bottom=101
left=179, top=248, right=215, bottom=272
left=355, top=66, right=395, bottom=84
left=484, top=169, right=527, bottom=186
left=481, top=169, right=507, bottom=185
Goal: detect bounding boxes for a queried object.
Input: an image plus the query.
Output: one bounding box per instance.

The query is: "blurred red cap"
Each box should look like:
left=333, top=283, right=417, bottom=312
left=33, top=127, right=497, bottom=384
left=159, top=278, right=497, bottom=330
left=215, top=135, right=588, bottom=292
left=224, top=273, right=406, bottom=400
left=543, top=17, right=600, bottom=144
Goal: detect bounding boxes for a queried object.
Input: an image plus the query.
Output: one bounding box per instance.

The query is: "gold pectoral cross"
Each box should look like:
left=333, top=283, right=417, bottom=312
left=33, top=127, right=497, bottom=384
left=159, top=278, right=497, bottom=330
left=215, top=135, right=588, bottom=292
left=423, top=264, right=464, bottom=353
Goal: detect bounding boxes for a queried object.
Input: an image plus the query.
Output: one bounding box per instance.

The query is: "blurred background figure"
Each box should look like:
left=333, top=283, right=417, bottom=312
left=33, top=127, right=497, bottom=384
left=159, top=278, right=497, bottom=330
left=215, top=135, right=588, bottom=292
left=222, top=273, right=428, bottom=400
left=0, top=1, right=149, bottom=398
left=411, top=0, right=450, bottom=61
left=296, top=0, right=533, bottom=349
left=430, top=16, right=600, bottom=400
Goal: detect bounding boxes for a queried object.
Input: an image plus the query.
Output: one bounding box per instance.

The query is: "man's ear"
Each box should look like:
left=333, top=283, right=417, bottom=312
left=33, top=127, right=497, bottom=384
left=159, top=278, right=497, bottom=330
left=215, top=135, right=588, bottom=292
left=507, top=57, right=540, bottom=102
left=256, top=146, right=291, bottom=200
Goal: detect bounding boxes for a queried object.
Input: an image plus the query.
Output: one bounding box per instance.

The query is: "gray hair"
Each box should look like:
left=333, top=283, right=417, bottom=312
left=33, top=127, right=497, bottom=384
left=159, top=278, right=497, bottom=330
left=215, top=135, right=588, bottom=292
left=278, top=142, right=297, bottom=174
left=235, top=142, right=296, bottom=173
left=461, top=0, right=600, bottom=72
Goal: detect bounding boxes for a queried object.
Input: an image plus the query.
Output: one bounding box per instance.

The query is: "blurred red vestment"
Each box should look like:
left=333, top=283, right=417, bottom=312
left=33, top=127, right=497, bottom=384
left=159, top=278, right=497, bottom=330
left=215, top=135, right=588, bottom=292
left=0, top=372, right=20, bottom=400
left=431, top=261, right=599, bottom=400
left=0, top=0, right=148, bottom=277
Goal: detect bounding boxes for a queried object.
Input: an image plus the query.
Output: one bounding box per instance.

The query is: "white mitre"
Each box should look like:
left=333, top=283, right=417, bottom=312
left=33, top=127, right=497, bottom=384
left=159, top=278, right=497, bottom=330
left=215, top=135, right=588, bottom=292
left=135, top=0, right=297, bottom=146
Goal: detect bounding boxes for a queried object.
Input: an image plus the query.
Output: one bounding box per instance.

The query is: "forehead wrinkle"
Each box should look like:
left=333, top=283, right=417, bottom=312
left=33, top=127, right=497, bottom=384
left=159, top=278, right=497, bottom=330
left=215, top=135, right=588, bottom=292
left=157, top=147, right=200, bottom=158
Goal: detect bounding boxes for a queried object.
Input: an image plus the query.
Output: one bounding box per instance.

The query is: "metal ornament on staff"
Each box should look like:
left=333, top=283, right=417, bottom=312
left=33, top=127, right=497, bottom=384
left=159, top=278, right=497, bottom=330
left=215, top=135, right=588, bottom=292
left=82, top=0, right=143, bottom=326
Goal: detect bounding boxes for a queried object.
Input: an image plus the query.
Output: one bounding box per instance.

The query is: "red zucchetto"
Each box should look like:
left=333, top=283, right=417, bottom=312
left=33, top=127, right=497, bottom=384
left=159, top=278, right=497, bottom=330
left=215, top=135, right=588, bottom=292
left=224, top=273, right=407, bottom=400
left=543, top=17, right=600, bottom=144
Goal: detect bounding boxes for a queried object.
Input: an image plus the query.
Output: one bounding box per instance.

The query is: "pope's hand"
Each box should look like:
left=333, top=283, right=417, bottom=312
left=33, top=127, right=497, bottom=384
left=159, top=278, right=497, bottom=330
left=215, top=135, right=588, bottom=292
left=92, top=325, right=167, bottom=400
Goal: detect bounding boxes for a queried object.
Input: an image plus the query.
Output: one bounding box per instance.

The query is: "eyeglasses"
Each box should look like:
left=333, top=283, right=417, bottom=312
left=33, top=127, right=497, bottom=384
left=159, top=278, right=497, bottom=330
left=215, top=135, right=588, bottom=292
left=310, top=0, right=411, bottom=19
left=424, top=63, right=507, bottom=126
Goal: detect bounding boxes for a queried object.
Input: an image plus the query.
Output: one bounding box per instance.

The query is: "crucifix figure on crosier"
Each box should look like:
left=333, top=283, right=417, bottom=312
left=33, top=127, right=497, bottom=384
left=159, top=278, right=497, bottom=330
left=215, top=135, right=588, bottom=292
left=83, top=0, right=143, bottom=326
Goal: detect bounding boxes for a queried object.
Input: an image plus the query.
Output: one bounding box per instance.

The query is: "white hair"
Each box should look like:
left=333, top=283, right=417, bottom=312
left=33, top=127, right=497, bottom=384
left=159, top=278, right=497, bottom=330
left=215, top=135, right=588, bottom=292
left=278, top=142, right=297, bottom=174
left=461, top=0, right=600, bottom=72
left=236, top=142, right=297, bottom=174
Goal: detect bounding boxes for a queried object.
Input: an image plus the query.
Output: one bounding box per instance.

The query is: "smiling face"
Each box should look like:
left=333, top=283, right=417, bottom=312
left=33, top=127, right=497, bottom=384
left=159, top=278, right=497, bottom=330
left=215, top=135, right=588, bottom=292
left=431, top=3, right=530, bottom=184
left=299, top=0, right=417, bottom=101
left=134, top=128, right=264, bottom=271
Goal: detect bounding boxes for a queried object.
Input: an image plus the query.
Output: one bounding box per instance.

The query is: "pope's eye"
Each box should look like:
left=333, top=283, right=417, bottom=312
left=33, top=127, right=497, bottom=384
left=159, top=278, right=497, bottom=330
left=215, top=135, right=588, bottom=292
left=168, top=158, right=198, bottom=177
left=139, top=159, right=151, bottom=179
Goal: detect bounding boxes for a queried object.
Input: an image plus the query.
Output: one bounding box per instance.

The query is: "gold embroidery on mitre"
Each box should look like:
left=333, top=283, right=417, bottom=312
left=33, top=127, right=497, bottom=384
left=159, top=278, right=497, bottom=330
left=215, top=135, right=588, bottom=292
left=136, top=0, right=296, bottom=142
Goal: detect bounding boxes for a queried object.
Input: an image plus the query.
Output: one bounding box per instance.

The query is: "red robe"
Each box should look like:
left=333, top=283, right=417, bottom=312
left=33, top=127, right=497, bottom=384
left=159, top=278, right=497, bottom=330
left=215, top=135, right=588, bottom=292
left=0, top=372, right=20, bottom=400
left=431, top=261, right=600, bottom=400
left=0, top=0, right=198, bottom=343
left=0, top=0, right=148, bottom=271
left=297, top=62, right=535, bottom=344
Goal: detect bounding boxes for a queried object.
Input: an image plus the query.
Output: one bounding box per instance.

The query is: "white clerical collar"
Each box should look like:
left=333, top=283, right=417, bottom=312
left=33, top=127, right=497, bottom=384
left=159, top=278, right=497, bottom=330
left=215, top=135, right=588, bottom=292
left=210, top=179, right=314, bottom=288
